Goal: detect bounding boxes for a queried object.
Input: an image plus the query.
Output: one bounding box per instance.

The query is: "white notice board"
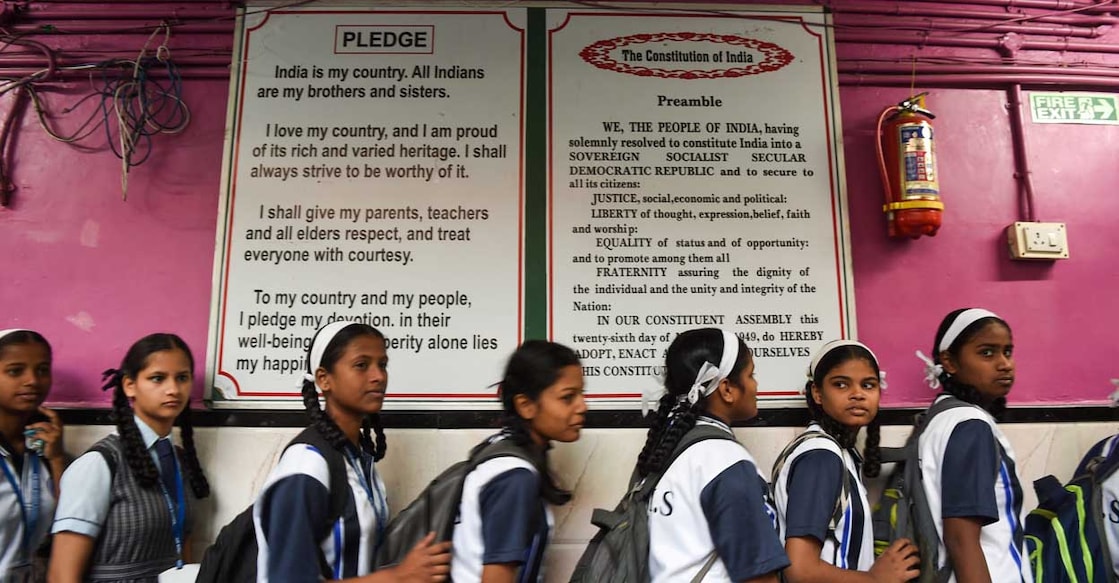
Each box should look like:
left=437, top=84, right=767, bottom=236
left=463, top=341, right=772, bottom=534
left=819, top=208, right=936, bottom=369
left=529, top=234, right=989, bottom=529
left=208, top=5, right=855, bottom=409
left=548, top=8, right=854, bottom=406
left=208, top=7, right=526, bottom=406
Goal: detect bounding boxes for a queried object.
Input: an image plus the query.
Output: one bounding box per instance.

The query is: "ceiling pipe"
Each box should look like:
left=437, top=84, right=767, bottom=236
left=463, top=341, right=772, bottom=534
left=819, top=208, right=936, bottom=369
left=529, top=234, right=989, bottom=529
left=903, top=0, right=1119, bottom=13
left=837, top=14, right=1107, bottom=37
left=839, top=62, right=1119, bottom=77
left=0, top=66, right=230, bottom=79
left=836, top=31, right=1119, bottom=54
left=0, top=55, right=232, bottom=68
left=7, top=23, right=234, bottom=35
left=17, top=9, right=233, bottom=20
left=828, top=2, right=1119, bottom=25
left=840, top=72, right=1119, bottom=87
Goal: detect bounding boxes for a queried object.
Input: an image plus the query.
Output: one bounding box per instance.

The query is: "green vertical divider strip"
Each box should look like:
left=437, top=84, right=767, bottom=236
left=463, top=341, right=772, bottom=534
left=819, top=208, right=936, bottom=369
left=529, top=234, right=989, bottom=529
left=523, top=7, right=548, bottom=340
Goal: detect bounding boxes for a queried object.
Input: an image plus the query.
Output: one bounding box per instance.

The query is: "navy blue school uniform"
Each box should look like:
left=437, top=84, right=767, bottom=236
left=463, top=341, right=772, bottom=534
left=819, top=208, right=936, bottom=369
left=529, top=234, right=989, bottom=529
left=773, top=422, right=873, bottom=571
left=918, top=395, right=1033, bottom=583
left=450, top=435, right=551, bottom=583
left=253, top=438, right=388, bottom=583
left=648, top=416, right=789, bottom=582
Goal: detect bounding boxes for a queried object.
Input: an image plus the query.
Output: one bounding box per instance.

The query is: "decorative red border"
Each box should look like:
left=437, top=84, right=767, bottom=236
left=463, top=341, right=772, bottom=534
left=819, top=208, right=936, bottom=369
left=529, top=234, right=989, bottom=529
left=579, top=32, right=794, bottom=79
left=548, top=12, right=842, bottom=400
left=218, top=10, right=526, bottom=399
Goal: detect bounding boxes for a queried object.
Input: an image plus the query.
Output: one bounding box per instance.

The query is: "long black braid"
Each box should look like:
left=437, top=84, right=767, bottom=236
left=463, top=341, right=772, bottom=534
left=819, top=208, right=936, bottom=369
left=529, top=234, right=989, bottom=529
left=805, top=343, right=883, bottom=479
left=933, top=309, right=1011, bottom=418
left=303, top=323, right=388, bottom=460
left=102, top=333, right=210, bottom=498
left=497, top=340, right=580, bottom=506
left=636, top=328, right=748, bottom=478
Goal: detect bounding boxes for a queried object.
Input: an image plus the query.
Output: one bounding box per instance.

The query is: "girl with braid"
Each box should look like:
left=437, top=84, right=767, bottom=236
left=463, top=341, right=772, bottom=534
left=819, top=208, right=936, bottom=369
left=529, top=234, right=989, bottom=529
left=253, top=321, right=450, bottom=583
left=914, top=309, right=1032, bottom=583
left=641, top=328, right=789, bottom=583
left=772, top=340, right=919, bottom=583
left=450, top=340, right=586, bottom=583
left=49, top=333, right=209, bottom=583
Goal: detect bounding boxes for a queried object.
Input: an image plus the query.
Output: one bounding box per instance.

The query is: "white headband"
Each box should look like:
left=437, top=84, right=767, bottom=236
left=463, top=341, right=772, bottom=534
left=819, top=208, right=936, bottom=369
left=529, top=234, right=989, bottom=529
left=806, top=339, right=886, bottom=390
left=938, top=308, right=1001, bottom=353
left=304, top=321, right=360, bottom=386
left=640, top=329, right=741, bottom=415
left=0, top=329, right=29, bottom=342
left=685, top=329, right=741, bottom=405
left=915, top=308, right=1002, bottom=390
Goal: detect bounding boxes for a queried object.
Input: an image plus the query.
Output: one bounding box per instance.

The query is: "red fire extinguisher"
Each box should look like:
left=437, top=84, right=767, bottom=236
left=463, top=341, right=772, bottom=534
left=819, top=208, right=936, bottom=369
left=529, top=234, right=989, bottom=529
left=876, top=93, right=944, bottom=238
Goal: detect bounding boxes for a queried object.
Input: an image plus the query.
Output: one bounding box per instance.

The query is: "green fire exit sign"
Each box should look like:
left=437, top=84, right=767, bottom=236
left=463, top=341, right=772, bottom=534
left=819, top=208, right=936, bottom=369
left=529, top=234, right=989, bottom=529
left=1030, top=92, right=1119, bottom=125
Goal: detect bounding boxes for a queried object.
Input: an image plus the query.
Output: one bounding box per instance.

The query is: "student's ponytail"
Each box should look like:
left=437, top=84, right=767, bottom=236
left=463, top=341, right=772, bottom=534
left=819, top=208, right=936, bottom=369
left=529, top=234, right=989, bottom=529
left=301, top=375, right=351, bottom=453
left=177, top=405, right=210, bottom=498
left=637, top=328, right=748, bottom=478
left=361, top=414, right=387, bottom=462
left=104, top=368, right=161, bottom=490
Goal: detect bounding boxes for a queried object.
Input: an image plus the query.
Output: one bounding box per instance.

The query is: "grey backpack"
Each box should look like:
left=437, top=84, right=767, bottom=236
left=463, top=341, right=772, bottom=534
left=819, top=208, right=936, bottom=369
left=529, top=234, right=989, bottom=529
left=569, top=424, right=734, bottom=583
left=374, top=435, right=536, bottom=569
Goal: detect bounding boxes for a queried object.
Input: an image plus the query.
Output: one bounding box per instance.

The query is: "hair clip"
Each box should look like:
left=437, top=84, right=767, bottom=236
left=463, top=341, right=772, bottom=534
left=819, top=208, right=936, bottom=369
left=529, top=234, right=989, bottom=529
left=879, top=370, right=888, bottom=391
left=1109, top=379, right=1119, bottom=407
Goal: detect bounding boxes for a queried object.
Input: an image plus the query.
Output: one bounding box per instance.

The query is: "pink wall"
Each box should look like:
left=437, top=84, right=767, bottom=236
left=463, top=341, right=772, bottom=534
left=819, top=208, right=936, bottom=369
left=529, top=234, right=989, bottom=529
left=1, top=3, right=1117, bottom=407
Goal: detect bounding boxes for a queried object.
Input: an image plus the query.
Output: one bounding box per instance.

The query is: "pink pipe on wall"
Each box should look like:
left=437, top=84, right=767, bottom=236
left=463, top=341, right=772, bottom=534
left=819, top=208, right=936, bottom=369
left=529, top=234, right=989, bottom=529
left=837, top=14, right=1107, bottom=37
left=840, top=72, right=1119, bottom=87
left=0, top=55, right=231, bottom=68
left=1006, top=84, right=1039, bottom=222
left=839, top=62, right=1119, bottom=77
left=18, top=9, right=233, bottom=20
left=836, top=31, right=1119, bottom=53
left=8, top=23, right=234, bottom=35
left=0, top=66, right=230, bottom=78
left=905, top=0, right=1119, bottom=13
left=829, top=2, right=1119, bottom=25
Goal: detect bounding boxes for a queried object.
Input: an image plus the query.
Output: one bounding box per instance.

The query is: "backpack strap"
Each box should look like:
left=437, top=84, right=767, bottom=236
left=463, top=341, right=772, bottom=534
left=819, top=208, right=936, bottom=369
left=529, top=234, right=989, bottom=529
left=287, top=427, right=349, bottom=522
left=878, top=395, right=982, bottom=465
left=637, top=423, right=737, bottom=500
left=285, top=427, right=352, bottom=579
left=771, top=430, right=852, bottom=536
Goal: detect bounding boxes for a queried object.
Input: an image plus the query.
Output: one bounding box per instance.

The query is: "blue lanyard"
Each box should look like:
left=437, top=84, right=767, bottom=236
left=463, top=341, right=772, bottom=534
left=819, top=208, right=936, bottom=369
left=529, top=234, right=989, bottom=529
left=344, top=450, right=388, bottom=546
left=0, top=453, right=40, bottom=557
left=156, top=451, right=186, bottom=569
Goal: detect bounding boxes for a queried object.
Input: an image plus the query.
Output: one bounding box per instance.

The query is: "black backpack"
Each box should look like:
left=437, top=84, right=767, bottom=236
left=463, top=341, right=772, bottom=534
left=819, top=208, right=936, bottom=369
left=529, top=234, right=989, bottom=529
left=196, top=427, right=350, bottom=583
left=375, top=435, right=537, bottom=568
left=569, top=424, right=736, bottom=583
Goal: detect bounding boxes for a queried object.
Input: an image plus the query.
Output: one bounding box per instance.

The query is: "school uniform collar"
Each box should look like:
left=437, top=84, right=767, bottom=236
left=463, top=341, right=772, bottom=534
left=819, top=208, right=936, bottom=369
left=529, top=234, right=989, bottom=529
left=696, top=414, right=733, bottom=434
left=133, top=415, right=170, bottom=451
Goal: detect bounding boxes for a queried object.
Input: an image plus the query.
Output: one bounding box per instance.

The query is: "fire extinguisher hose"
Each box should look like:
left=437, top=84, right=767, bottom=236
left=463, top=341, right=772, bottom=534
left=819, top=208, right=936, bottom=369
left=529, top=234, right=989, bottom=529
left=875, top=105, right=898, bottom=210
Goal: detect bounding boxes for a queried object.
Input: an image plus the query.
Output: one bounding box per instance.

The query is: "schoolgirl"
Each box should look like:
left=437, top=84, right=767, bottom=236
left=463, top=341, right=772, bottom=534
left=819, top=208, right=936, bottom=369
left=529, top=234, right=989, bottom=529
left=772, top=340, right=919, bottom=583
left=0, top=329, right=63, bottom=581
left=49, top=333, right=209, bottom=583
left=640, top=327, right=789, bottom=583
left=450, top=340, right=586, bottom=583
left=253, top=321, right=450, bottom=583
left=915, top=308, right=1033, bottom=583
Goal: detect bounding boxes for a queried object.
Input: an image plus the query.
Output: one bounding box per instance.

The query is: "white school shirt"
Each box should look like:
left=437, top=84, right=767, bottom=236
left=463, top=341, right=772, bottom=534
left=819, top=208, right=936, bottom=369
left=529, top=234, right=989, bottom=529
left=253, top=441, right=388, bottom=583
left=773, top=423, right=874, bottom=571
left=0, top=444, right=55, bottom=578
left=648, top=417, right=789, bottom=583
left=919, top=396, right=1034, bottom=583
left=451, top=446, right=553, bottom=583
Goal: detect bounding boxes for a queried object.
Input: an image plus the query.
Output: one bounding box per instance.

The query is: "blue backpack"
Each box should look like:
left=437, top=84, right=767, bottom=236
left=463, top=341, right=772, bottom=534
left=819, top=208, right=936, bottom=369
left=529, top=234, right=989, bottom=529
left=1025, top=446, right=1119, bottom=583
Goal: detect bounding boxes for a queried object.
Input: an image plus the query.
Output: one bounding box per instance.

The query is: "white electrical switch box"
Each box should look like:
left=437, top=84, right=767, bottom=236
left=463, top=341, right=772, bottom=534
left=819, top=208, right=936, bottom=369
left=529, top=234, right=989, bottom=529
left=1007, top=222, right=1069, bottom=260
